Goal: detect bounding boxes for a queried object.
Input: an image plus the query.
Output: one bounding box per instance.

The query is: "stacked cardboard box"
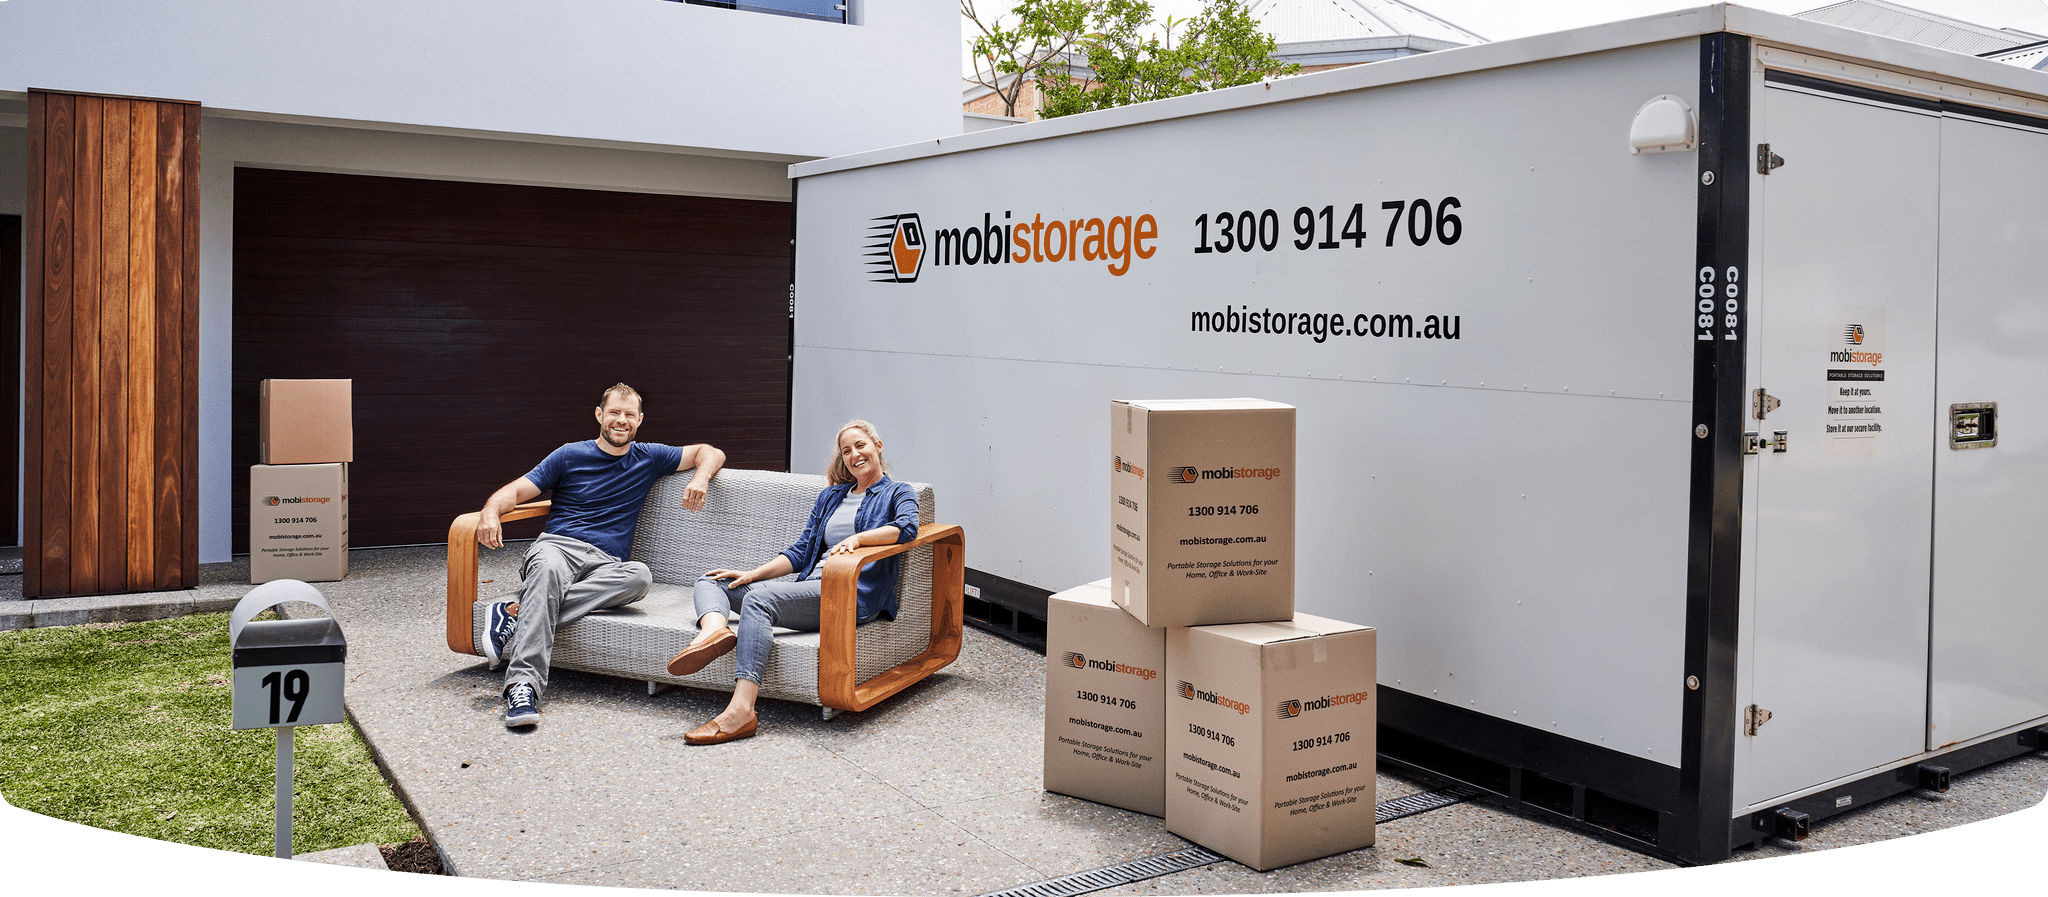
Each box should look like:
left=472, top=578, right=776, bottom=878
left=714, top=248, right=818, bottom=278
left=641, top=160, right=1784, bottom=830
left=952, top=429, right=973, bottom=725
left=250, top=380, right=352, bottom=584
left=1045, top=398, right=1377, bottom=871
left=1166, top=615, right=1376, bottom=870
left=1044, top=579, right=1168, bottom=816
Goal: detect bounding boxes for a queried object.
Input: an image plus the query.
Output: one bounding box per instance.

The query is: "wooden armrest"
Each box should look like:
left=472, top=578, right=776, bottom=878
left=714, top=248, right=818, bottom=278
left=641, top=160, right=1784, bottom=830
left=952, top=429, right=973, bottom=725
left=445, top=501, right=553, bottom=655
left=815, top=524, right=967, bottom=712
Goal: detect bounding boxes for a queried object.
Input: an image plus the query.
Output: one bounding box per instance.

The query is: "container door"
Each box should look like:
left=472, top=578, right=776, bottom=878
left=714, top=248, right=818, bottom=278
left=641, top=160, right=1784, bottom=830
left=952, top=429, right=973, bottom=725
left=1741, top=84, right=1940, bottom=807
left=1927, top=115, right=2048, bottom=749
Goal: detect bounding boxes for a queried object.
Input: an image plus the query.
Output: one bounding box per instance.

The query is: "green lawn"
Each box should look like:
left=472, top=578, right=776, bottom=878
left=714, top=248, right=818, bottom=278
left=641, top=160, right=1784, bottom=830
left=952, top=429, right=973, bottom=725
left=0, top=612, right=422, bottom=856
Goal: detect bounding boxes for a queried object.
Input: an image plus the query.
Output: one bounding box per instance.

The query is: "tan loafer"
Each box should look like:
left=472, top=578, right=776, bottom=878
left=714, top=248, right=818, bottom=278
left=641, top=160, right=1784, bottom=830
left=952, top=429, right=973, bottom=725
left=667, top=627, right=737, bottom=676
left=684, top=715, right=757, bottom=745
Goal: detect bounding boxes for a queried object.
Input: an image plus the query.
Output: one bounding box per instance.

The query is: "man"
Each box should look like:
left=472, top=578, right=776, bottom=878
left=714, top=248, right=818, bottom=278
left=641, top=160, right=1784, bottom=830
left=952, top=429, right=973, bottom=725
left=476, top=383, right=726, bottom=727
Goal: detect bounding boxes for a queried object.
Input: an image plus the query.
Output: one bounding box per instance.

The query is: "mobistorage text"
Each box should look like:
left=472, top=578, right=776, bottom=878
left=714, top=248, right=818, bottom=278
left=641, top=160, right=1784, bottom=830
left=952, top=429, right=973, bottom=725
left=1192, top=305, right=1462, bottom=343
left=930, top=211, right=1160, bottom=276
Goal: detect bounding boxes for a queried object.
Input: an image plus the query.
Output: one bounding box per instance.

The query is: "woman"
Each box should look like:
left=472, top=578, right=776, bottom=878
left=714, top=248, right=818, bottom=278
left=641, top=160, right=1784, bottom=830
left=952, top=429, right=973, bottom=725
left=667, top=419, right=919, bottom=744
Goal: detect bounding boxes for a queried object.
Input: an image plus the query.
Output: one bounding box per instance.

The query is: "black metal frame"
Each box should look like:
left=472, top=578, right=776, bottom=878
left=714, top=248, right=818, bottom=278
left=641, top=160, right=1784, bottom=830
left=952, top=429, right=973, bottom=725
left=1676, top=29, right=1753, bottom=864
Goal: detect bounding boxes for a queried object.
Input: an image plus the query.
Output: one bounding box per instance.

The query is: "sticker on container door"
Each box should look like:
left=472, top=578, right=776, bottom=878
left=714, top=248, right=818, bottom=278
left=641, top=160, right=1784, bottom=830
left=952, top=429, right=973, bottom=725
left=1824, top=306, right=1884, bottom=459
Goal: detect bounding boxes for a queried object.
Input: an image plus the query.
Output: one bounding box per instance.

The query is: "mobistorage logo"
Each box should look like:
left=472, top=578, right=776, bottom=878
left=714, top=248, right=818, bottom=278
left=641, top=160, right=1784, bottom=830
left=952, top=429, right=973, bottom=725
left=1064, top=652, right=1159, bottom=680
left=1114, top=456, right=1145, bottom=479
left=1275, top=690, right=1369, bottom=719
left=1177, top=680, right=1250, bottom=715
left=265, top=496, right=332, bottom=506
left=866, top=214, right=925, bottom=283
left=1170, top=465, right=1283, bottom=484
left=864, top=209, right=1161, bottom=280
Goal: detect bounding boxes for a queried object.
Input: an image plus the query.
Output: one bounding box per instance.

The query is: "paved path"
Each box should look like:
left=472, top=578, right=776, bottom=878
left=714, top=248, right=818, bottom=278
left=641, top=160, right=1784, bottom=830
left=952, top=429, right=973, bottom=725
left=4, top=545, right=2042, bottom=893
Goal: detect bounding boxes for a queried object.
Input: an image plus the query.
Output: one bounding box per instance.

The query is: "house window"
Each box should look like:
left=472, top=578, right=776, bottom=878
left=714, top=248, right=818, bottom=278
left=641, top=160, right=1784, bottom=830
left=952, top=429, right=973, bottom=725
left=679, top=0, right=846, bottom=24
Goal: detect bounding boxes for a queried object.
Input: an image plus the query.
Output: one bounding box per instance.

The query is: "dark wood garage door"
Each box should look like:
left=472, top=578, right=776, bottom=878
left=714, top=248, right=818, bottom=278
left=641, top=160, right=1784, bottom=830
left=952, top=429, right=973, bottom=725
left=232, top=168, right=792, bottom=551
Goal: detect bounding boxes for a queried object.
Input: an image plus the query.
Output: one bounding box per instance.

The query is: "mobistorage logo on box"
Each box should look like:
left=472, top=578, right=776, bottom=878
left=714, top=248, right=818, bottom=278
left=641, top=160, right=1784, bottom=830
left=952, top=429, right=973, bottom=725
left=1276, top=690, right=1370, bottom=718
left=1171, top=465, right=1284, bottom=484
left=1178, top=680, right=1250, bottom=715
left=265, top=496, right=333, bottom=506
left=1063, top=652, right=1159, bottom=681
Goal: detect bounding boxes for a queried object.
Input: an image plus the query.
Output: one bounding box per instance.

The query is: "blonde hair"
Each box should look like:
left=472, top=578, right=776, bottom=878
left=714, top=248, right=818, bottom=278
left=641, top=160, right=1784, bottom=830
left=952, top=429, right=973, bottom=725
left=826, top=419, right=888, bottom=485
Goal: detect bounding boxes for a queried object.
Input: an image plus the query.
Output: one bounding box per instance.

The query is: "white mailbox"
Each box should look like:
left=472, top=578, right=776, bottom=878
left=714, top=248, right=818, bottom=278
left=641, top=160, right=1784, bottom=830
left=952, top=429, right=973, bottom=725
left=231, top=580, right=346, bottom=730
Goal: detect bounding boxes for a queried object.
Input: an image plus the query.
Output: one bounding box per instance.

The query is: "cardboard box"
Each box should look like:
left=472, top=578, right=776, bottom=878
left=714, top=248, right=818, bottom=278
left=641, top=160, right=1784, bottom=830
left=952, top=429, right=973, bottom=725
left=1044, top=578, right=1168, bottom=816
left=261, top=379, right=353, bottom=464
left=1110, top=398, right=1294, bottom=627
left=1165, top=613, right=1375, bottom=871
left=250, top=463, right=349, bottom=584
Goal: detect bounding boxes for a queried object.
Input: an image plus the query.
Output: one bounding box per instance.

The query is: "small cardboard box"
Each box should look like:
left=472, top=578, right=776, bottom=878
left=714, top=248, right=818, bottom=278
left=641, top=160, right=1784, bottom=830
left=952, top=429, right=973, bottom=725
left=1044, top=578, right=1169, bottom=816
left=261, top=379, right=353, bottom=464
left=250, top=463, right=349, bottom=584
left=1110, top=398, right=1294, bottom=628
left=1165, top=613, right=1375, bottom=871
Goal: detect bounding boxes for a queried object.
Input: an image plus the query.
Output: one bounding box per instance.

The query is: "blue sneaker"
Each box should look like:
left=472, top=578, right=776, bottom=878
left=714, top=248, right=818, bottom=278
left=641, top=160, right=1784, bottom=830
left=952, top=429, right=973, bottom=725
left=504, top=683, right=539, bottom=728
left=483, top=601, right=519, bottom=669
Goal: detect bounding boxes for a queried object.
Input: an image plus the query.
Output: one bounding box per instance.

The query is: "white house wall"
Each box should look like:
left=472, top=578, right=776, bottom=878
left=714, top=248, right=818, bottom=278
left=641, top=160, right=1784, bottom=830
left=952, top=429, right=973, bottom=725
left=0, top=0, right=958, bottom=159
left=1, top=0, right=960, bottom=563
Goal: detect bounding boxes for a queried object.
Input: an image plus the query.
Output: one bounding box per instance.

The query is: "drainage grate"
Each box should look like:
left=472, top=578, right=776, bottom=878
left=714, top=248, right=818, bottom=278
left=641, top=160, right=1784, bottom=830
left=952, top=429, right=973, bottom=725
left=1377, top=785, right=1480, bottom=824
left=978, top=786, right=1479, bottom=897
left=976, top=846, right=1227, bottom=897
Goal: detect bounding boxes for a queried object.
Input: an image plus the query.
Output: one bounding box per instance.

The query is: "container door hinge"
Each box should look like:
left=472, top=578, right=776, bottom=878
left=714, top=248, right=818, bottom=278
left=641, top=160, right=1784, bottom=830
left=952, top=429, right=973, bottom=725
left=1745, top=704, right=1773, bottom=736
left=1754, top=388, right=1781, bottom=420
left=1758, top=143, right=1786, bottom=175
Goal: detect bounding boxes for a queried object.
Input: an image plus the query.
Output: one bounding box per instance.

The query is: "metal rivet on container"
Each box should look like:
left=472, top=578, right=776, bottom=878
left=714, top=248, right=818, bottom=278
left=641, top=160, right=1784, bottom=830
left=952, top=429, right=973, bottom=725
left=1696, top=424, right=1710, bottom=438
left=1701, top=171, right=1716, bottom=185
left=1687, top=675, right=1701, bottom=690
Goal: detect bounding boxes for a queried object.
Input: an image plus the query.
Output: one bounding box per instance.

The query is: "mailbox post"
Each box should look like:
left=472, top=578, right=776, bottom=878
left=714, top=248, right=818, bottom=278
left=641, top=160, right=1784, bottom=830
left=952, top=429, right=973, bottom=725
left=230, top=579, right=347, bottom=859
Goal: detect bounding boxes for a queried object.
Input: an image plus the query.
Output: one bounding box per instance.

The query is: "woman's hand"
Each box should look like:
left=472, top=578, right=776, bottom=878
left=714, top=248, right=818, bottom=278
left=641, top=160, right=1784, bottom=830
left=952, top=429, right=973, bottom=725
left=828, top=535, right=864, bottom=556
left=704, top=568, right=754, bottom=587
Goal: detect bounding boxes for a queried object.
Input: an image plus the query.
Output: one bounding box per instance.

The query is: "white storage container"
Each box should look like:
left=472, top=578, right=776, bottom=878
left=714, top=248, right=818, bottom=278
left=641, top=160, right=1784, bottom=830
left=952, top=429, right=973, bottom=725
left=788, top=4, right=2048, bottom=864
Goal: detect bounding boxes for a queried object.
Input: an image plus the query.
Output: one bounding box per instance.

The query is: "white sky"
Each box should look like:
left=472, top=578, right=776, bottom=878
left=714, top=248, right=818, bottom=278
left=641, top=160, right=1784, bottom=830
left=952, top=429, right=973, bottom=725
left=962, top=0, right=2048, bottom=75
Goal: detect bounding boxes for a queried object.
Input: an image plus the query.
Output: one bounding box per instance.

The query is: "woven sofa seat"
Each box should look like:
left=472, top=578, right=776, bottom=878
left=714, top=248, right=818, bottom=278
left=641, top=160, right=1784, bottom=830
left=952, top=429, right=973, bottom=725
left=446, top=467, right=965, bottom=713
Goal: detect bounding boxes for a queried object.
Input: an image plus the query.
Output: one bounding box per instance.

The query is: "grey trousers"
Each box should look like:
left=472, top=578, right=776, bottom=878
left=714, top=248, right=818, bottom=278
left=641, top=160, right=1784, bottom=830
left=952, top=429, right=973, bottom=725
left=505, top=532, right=651, bottom=696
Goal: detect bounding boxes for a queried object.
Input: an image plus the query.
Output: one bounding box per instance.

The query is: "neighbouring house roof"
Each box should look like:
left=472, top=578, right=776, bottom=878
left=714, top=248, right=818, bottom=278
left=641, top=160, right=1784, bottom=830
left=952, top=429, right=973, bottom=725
left=1986, top=38, right=2048, bottom=70
left=1246, top=0, right=1486, bottom=46
left=1795, top=0, right=2046, bottom=56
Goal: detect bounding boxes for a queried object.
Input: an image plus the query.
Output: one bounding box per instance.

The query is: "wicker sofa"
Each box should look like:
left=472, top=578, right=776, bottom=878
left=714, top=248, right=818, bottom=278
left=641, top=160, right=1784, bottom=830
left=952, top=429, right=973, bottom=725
left=445, top=468, right=965, bottom=717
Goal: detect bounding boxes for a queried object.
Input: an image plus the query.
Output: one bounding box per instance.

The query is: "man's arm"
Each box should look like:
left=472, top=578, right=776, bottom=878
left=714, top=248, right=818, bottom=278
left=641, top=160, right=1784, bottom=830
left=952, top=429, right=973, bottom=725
left=673, top=442, right=727, bottom=512
left=477, top=476, right=542, bottom=549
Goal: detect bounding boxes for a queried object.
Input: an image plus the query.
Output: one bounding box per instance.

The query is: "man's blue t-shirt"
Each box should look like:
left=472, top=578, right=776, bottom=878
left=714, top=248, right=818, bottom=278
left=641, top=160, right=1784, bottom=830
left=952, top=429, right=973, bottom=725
left=524, top=441, right=684, bottom=560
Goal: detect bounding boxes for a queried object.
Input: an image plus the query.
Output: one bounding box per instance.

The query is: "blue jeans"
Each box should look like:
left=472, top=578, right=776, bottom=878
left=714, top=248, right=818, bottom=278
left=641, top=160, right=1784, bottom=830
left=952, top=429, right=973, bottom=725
left=693, top=575, right=876, bottom=685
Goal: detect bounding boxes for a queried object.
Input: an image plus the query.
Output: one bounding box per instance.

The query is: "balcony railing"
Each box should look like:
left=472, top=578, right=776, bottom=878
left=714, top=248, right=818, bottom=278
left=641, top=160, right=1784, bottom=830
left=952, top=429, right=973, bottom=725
left=679, top=0, right=846, bottom=24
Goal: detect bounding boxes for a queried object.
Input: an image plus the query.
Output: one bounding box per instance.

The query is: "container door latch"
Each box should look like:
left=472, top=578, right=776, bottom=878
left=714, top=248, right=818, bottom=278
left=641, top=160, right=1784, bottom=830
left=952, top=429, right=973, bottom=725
left=1744, top=431, right=1788, bottom=455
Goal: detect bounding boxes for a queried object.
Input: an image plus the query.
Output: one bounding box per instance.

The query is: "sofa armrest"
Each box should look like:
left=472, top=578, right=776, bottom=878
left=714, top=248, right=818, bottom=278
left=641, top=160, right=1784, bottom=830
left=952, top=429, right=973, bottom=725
left=446, top=501, right=553, bottom=655
left=816, top=524, right=967, bottom=711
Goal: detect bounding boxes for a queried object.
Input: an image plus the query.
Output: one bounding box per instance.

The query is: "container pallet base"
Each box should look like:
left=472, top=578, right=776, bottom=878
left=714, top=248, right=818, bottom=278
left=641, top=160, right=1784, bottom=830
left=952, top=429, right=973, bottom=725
left=963, top=568, right=1048, bottom=651
left=1381, top=685, right=2048, bottom=865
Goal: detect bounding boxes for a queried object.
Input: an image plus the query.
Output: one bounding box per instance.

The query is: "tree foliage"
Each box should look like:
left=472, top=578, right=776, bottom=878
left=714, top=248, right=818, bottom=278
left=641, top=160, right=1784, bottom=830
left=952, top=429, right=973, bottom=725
left=1037, top=0, right=1299, bottom=119
left=962, top=0, right=1092, bottom=118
